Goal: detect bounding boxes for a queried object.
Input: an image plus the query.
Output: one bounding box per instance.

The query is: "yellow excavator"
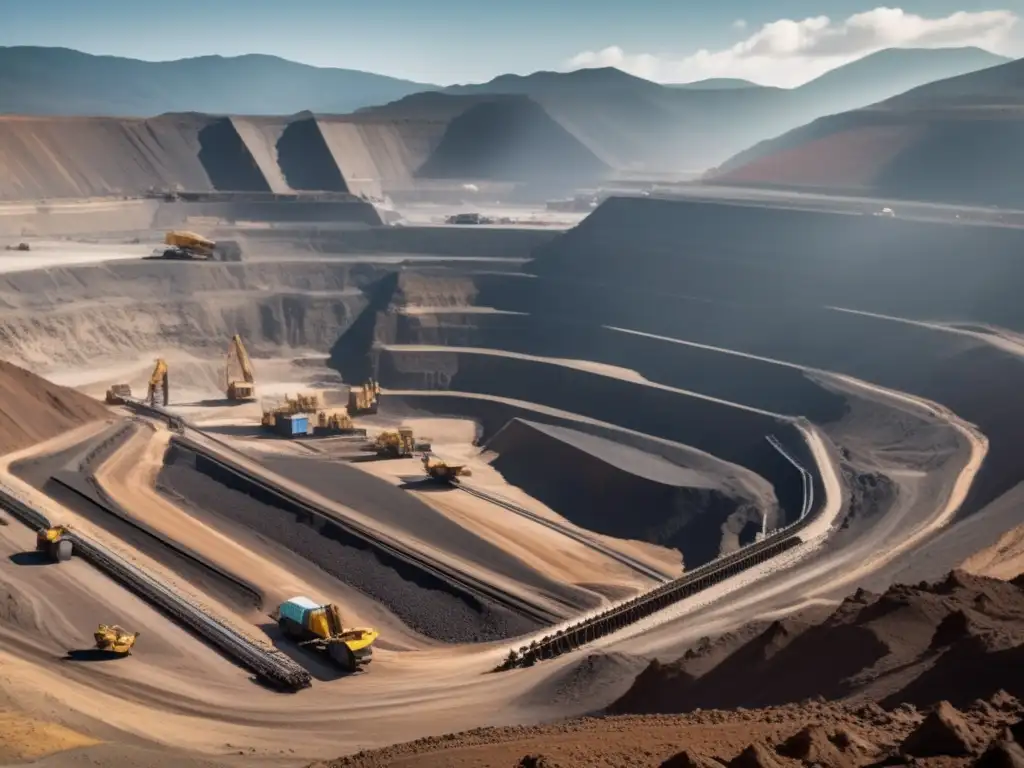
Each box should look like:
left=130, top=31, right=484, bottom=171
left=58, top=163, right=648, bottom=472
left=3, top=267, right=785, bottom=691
left=347, top=379, right=381, bottom=415
left=422, top=454, right=472, bottom=483
left=94, top=624, right=140, bottom=655
left=276, top=596, right=377, bottom=672
left=371, top=427, right=415, bottom=458
left=146, top=359, right=169, bottom=406
left=225, top=335, right=256, bottom=401
left=36, top=525, right=73, bottom=562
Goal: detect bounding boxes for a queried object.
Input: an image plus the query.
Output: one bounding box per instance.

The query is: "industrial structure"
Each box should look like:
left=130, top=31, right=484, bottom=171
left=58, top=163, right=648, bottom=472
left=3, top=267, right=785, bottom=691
left=370, top=427, right=416, bottom=458
left=276, top=596, right=378, bottom=672
left=225, top=335, right=256, bottom=401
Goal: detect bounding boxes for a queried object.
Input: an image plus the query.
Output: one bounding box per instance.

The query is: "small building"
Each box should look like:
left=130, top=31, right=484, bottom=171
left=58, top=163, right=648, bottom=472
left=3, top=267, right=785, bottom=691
left=275, top=414, right=309, bottom=438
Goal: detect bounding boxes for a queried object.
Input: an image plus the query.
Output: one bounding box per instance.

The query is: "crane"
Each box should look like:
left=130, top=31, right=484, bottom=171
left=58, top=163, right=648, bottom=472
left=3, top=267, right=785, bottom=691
left=226, top=334, right=256, bottom=401
left=147, top=359, right=169, bottom=406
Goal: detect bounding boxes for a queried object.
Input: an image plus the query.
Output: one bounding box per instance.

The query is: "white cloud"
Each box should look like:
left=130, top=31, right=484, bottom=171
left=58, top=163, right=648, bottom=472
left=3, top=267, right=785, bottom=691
left=567, top=7, right=1019, bottom=86
left=732, top=19, right=748, bottom=31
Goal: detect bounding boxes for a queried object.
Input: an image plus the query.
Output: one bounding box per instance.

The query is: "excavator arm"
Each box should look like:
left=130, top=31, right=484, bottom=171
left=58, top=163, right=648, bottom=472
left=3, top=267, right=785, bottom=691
left=225, top=335, right=256, bottom=400
left=146, top=359, right=169, bottom=406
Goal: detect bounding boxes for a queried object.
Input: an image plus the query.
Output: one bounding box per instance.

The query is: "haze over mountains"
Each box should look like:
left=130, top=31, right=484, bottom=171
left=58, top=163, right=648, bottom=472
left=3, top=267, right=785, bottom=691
left=0, top=45, right=1010, bottom=173
left=711, top=55, right=1024, bottom=207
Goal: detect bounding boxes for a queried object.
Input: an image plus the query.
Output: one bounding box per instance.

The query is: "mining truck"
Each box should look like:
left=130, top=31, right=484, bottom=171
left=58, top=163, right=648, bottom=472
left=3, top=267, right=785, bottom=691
left=94, top=624, right=140, bottom=655
left=276, top=597, right=378, bottom=672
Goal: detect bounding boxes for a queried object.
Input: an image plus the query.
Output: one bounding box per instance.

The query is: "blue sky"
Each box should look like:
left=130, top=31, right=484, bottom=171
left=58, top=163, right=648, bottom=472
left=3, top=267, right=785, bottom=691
left=2, top=0, right=1021, bottom=84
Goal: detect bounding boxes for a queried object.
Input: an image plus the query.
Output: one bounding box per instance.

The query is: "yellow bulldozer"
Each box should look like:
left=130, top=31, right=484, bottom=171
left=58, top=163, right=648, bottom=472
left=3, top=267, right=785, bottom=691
left=347, top=379, right=380, bottom=416
left=36, top=525, right=73, bottom=562
left=94, top=624, right=140, bottom=655
left=225, top=334, right=256, bottom=401
left=276, top=596, right=377, bottom=672
left=422, top=454, right=472, bottom=483
left=371, top=427, right=415, bottom=458
left=147, top=358, right=169, bottom=406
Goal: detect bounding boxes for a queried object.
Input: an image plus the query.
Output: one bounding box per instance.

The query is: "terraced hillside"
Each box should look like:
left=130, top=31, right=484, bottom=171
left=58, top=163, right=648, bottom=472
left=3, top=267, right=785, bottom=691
left=709, top=57, right=1024, bottom=207
left=0, top=103, right=602, bottom=201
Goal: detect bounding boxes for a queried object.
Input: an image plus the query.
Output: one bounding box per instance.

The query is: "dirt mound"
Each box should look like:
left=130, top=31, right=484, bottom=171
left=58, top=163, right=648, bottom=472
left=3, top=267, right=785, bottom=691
left=313, top=700, right=1024, bottom=767
left=610, top=571, right=1024, bottom=716
left=486, top=418, right=752, bottom=568
left=517, top=651, right=649, bottom=712
left=0, top=359, right=109, bottom=454
left=416, top=96, right=609, bottom=192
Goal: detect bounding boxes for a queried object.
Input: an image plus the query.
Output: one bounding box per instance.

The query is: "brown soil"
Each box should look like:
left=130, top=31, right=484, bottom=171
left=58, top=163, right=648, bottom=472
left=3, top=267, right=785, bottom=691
left=312, top=699, right=1024, bottom=767
left=0, top=359, right=110, bottom=454
left=319, top=571, right=1024, bottom=767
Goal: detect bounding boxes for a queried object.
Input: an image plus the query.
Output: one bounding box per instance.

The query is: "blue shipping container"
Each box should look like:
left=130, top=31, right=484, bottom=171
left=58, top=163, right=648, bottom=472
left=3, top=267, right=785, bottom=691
left=275, top=414, right=308, bottom=437
left=279, top=595, right=320, bottom=625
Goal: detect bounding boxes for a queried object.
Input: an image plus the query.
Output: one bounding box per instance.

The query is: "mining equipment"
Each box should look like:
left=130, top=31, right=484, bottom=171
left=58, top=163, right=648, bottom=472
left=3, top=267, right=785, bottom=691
left=225, top=334, right=256, bottom=401
left=276, top=596, right=378, bottom=672
left=347, top=379, right=381, bottom=416
left=285, top=392, right=320, bottom=413
left=104, top=383, right=132, bottom=404
left=159, top=231, right=217, bottom=260
left=146, top=358, right=169, bottom=406
left=371, top=427, right=416, bottom=458
left=94, top=624, right=140, bottom=655
left=36, top=525, right=73, bottom=562
left=422, top=453, right=472, bottom=483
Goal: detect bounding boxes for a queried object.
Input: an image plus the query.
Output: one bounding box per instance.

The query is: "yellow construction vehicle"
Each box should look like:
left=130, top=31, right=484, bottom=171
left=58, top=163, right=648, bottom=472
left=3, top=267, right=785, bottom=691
left=36, top=525, right=73, bottom=562
left=225, top=334, right=256, bottom=401
left=347, top=379, right=381, bottom=415
left=285, top=392, right=320, bottom=413
left=276, top=596, right=377, bottom=672
left=371, top=427, right=415, bottom=458
left=422, top=454, right=472, bottom=483
left=318, top=410, right=354, bottom=431
left=104, top=384, right=132, bottom=404
left=161, top=231, right=216, bottom=260
left=146, top=358, right=169, bottom=406
left=94, top=624, right=140, bottom=655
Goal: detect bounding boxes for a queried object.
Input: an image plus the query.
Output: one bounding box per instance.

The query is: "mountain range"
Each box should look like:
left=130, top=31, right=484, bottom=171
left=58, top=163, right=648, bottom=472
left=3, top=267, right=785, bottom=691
left=709, top=55, right=1024, bottom=207
left=0, top=45, right=1012, bottom=173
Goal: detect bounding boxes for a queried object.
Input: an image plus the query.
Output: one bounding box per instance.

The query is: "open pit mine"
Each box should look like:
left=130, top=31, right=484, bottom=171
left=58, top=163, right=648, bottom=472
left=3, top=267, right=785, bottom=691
left=0, top=108, right=1022, bottom=767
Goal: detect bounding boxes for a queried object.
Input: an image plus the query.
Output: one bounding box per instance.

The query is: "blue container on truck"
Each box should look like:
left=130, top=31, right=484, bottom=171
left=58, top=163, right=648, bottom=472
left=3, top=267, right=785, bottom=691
left=275, top=414, right=308, bottom=438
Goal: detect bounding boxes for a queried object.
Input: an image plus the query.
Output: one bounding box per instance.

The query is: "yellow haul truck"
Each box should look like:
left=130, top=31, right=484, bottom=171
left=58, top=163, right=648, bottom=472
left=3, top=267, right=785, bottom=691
left=276, top=597, right=378, bottom=672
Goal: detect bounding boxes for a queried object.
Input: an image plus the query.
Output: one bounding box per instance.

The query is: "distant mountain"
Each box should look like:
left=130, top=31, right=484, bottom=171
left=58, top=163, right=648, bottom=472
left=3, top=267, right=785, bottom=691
left=0, top=47, right=435, bottom=116
left=362, top=48, right=1010, bottom=172
left=669, top=78, right=765, bottom=90
left=708, top=56, right=1024, bottom=207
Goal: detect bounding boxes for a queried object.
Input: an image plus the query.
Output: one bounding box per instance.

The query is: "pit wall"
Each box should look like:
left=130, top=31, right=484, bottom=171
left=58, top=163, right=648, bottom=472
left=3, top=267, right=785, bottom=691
left=0, top=261, right=391, bottom=370
left=375, top=349, right=808, bottom=523
left=531, top=197, right=1024, bottom=329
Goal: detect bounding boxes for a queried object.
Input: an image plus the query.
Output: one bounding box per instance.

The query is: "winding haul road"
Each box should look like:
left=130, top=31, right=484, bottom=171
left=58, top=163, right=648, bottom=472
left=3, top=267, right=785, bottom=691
left=0, top=316, right=993, bottom=761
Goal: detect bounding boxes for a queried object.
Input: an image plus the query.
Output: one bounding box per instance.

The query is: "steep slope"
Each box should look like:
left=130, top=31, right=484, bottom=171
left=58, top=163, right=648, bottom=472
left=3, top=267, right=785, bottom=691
left=710, top=57, right=1024, bottom=206
left=0, top=113, right=273, bottom=198
left=416, top=96, right=609, bottom=189
left=0, top=47, right=433, bottom=116
left=0, top=359, right=109, bottom=453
